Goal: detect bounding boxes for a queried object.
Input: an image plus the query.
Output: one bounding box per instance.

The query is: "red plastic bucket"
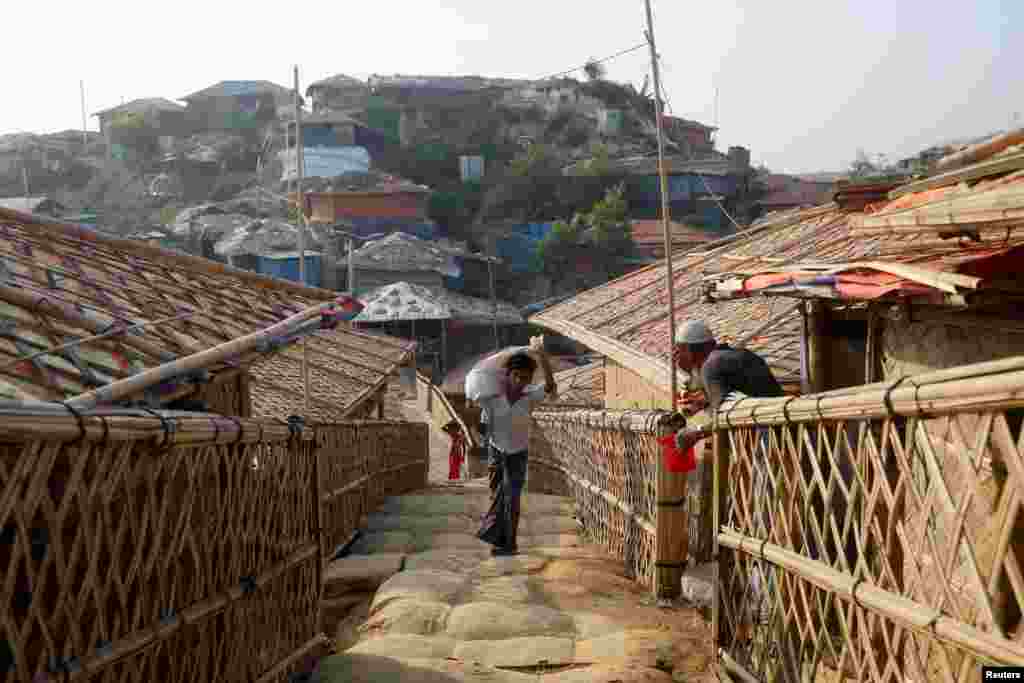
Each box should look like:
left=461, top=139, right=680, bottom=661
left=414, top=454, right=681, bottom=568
left=657, top=434, right=697, bottom=473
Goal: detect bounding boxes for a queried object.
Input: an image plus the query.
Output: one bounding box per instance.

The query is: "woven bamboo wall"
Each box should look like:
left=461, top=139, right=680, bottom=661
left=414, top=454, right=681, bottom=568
left=529, top=409, right=703, bottom=592
left=603, top=359, right=673, bottom=410
left=0, top=411, right=429, bottom=683
left=714, top=360, right=1024, bottom=683
left=880, top=318, right=1024, bottom=679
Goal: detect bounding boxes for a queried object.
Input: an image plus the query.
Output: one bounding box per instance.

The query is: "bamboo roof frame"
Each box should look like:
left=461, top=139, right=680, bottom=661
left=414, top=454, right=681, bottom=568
left=0, top=208, right=412, bottom=416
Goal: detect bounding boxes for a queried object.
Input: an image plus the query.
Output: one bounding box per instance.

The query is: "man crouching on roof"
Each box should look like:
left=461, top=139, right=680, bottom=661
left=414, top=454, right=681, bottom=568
left=476, top=344, right=557, bottom=556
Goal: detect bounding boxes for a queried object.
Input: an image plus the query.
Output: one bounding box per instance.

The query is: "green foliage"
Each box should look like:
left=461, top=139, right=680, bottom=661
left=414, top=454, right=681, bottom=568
left=537, top=184, right=634, bottom=282
left=583, top=60, right=607, bottom=82
left=509, top=144, right=560, bottom=177
left=579, top=143, right=612, bottom=176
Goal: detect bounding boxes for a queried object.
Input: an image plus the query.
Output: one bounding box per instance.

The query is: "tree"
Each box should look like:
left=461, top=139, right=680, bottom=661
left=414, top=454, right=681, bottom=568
left=848, top=149, right=879, bottom=178
left=583, top=59, right=607, bottom=82
left=580, top=143, right=612, bottom=176
left=537, top=184, right=634, bottom=284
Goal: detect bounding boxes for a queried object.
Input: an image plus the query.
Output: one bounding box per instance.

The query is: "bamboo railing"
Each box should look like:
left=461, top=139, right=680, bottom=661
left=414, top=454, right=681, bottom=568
left=529, top=408, right=712, bottom=597
left=712, top=359, right=1024, bottom=682
left=0, top=408, right=428, bottom=683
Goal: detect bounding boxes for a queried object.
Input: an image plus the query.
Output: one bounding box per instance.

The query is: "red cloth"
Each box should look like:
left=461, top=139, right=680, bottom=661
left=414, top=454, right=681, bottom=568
left=657, top=434, right=697, bottom=474
left=448, top=434, right=465, bottom=480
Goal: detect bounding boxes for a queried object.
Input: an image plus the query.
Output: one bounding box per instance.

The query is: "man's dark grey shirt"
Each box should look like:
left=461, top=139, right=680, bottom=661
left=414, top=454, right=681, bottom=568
left=701, top=344, right=784, bottom=411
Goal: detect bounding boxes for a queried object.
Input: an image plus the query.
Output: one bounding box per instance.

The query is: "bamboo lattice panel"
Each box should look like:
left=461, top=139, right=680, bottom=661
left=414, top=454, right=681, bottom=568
left=316, top=421, right=429, bottom=563
left=0, top=412, right=318, bottom=682
left=0, top=411, right=430, bottom=682
left=717, top=405, right=1024, bottom=682
left=530, top=409, right=700, bottom=589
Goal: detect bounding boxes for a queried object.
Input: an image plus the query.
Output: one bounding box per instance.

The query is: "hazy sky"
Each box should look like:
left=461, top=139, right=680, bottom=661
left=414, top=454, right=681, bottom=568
left=3, top=0, right=1019, bottom=173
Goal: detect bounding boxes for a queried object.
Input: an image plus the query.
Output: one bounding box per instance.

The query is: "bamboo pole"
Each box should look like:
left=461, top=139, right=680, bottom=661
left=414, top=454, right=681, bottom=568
left=933, top=127, right=1024, bottom=173
left=717, top=365, right=1024, bottom=427
left=717, top=529, right=1024, bottom=665
left=487, top=256, right=499, bottom=351
left=65, top=300, right=343, bottom=410
left=806, top=300, right=828, bottom=393
left=643, top=0, right=678, bottom=413
left=294, top=66, right=310, bottom=414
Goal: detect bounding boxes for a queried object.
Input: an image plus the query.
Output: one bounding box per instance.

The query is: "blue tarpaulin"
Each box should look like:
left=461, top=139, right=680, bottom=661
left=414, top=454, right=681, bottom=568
left=258, top=253, right=322, bottom=287
left=496, top=233, right=543, bottom=274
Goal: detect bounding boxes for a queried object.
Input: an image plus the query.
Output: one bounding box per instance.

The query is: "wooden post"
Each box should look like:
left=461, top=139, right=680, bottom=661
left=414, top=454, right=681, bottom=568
left=440, top=318, right=447, bottom=377
left=806, top=300, right=828, bottom=393
left=347, top=237, right=355, bottom=294
left=655, top=420, right=687, bottom=599
left=377, top=389, right=385, bottom=420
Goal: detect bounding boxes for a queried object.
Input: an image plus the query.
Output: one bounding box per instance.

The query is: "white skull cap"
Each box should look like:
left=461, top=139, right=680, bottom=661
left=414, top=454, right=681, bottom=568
left=674, top=320, right=714, bottom=345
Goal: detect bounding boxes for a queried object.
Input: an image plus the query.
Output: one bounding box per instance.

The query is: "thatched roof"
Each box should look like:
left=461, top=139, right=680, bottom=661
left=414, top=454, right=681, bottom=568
left=0, top=208, right=412, bottom=417
left=543, top=359, right=605, bottom=407
left=707, top=164, right=1024, bottom=305
left=532, top=148, right=1024, bottom=394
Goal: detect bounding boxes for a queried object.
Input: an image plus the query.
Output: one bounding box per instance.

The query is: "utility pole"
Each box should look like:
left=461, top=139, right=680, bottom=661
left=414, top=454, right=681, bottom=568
left=347, top=238, right=355, bottom=295
left=80, top=81, right=88, bottom=148
left=487, top=256, right=499, bottom=351
left=294, top=65, right=310, bottom=412
left=644, top=0, right=679, bottom=411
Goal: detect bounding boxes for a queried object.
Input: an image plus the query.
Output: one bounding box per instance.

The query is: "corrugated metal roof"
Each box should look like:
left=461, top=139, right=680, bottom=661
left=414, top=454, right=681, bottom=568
left=181, top=80, right=293, bottom=101
left=92, top=97, right=185, bottom=117
left=356, top=282, right=522, bottom=325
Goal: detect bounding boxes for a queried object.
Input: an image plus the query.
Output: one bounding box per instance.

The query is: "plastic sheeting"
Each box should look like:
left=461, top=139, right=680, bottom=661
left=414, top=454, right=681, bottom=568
left=279, top=146, right=370, bottom=181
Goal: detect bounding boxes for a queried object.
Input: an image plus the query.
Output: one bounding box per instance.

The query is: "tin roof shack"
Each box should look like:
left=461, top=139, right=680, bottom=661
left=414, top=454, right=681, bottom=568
left=753, top=173, right=835, bottom=217
left=0, top=196, right=66, bottom=217
left=366, top=74, right=532, bottom=148
left=0, top=206, right=413, bottom=421
left=280, top=112, right=371, bottom=182
left=660, top=115, right=717, bottom=157
left=348, top=232, right=468, bottom=295
left=181, top=80, right=295, bottom=132
left=702, top=133, right=1024, bottom=682
left=565, top=148, right=752, bottom=229
left=303, top=181, right=432, bottom=224
left=93, top=98, right=187, bottom=140
left=306, top=73, right=371, bottom=115
left=0, top=132, right=100, bottom=197
left=355, top=280, right=524, bottom=379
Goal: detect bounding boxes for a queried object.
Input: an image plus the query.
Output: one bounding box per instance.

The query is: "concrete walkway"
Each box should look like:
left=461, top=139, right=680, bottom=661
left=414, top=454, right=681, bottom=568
left=315, top=480, right=714, bottom=682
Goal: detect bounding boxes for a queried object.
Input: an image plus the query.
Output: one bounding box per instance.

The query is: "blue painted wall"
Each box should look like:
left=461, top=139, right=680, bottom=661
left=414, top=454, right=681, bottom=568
left=258, top=254, right=322, bottom=287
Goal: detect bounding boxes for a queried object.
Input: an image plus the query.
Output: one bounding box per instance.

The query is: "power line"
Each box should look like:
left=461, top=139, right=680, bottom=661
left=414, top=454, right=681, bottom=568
left=656, top=70, right=745, bottom=232
left=535, top=43, right=649, bottom=82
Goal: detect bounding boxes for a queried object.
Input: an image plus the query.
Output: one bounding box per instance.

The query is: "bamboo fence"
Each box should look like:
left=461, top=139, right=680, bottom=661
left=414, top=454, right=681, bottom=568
left=529, top=408, right=711, bottom=596
left=0, top=408, right=428, bottom=682
left=712, top=357, right=1024, bottom=682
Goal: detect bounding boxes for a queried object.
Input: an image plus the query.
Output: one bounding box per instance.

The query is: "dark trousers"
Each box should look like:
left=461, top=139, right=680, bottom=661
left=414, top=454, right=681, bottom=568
left=479, top=447, right=528, bottom=550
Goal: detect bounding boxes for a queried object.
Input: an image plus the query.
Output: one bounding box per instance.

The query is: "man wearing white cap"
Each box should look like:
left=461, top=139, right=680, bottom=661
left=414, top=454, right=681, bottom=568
left=673, top=319, right=784, bottom=627
left=671, top=319, right=784, bottom=453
